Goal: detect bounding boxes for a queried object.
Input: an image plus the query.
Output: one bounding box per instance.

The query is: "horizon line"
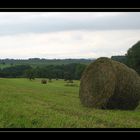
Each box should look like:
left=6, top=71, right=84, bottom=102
left=0, top=57, right=97, bottom=60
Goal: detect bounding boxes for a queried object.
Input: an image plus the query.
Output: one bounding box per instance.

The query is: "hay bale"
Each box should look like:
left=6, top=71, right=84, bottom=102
left=41, top=79, right=47, bottom=84
left=79, top=57, right=140, bottom=110
left=67, top=80, right=73, bottom=83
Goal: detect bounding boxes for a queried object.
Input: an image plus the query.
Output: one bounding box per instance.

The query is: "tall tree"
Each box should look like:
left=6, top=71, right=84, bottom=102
left=126, top=41, right=140, bottom=74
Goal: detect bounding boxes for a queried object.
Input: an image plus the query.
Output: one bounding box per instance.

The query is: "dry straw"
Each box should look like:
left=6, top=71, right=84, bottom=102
left=79, top=57, right=140, bottom=110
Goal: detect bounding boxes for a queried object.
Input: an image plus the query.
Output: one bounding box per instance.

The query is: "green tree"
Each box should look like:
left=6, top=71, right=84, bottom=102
left=25, top=69, right=35, bottom=80
left=64, top=71, right=73, bottom=82
left=75, top=64, right=86, bottom=80
left=126, top=41, right=140, bottom=74
left=2, top=62, right=5, bottom=65
left=111, top=56, right=127, bottom=64
left=1, top=65, right=31, bottom=78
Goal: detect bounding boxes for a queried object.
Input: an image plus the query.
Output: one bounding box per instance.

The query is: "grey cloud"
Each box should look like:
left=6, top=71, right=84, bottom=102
left=0, top=12, right=140, bottom=35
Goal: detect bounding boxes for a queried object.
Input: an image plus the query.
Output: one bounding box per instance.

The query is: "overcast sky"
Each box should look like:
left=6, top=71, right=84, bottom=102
left=0, top=12, right=140, bottom=59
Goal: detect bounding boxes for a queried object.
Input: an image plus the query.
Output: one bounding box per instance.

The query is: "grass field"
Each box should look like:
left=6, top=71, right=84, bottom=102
left=0, top=78, right=140, bottom=128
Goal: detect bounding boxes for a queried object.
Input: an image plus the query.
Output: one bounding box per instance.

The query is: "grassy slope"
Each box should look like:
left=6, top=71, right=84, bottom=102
left=0, top=78, right=140, bottom=128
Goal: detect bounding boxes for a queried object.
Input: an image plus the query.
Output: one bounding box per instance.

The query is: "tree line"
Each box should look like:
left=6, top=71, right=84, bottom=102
left=0, top=58, right=93, bottom=66
left=111, top=41, right=140, bottom=75
left=0, top=63, right=87, bottom=80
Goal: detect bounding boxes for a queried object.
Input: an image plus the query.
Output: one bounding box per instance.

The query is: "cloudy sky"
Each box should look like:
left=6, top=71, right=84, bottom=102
left=0, top=12, right=140, bottom=59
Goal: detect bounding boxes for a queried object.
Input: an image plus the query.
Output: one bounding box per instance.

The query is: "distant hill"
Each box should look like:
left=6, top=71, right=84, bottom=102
left=0, top=58, right=95, bottom=68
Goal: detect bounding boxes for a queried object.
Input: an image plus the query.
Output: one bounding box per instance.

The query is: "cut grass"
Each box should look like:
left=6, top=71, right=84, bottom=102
left=0, top=78, right=140, bottom=128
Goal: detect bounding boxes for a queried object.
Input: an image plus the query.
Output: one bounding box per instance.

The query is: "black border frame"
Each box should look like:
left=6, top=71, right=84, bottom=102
left=0, top=3, right=140, bottom=132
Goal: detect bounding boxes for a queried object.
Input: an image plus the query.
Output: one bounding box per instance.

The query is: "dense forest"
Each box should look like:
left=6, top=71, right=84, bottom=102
left=0, top=59, right=94, bottom=80
left=111, top=55, right=127, bottom=64
left=0, top=63, right=87, bottom=80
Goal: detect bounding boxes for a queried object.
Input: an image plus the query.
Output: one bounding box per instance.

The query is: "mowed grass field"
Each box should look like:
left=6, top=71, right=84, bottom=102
left=0, top=78, right=140, bottom=128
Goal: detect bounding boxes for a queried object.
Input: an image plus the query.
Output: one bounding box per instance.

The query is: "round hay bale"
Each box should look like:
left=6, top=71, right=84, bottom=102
left=41, top=79, right=47, bottom=84
left=67, top=80, right=73, bottom=83
left=79, top=57, right=140, bottom=110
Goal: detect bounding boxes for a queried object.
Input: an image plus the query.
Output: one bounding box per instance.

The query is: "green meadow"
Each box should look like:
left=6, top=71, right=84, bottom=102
left=0, top=78, right=140, bottom=128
